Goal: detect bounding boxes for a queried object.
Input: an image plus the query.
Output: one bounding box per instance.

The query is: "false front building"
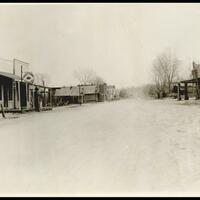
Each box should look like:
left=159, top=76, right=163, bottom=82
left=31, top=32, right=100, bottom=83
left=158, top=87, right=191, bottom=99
left=0, top=71, right=53, bottom=112
left=54, top=84, right=99, bottom=105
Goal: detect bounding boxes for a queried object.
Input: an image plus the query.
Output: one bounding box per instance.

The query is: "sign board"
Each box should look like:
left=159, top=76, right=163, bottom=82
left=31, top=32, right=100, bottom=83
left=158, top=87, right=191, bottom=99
left=23, top=72, right=34, bottom=83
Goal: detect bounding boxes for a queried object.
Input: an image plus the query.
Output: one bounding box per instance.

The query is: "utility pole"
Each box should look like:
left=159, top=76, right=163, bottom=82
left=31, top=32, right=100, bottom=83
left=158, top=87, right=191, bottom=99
left=13, top=59, right=16, bottom=109
left=21, top=65, right=23, bottom=113
left=12, top=59, right=29, bottom=112
left=13, top=59, right=29, bottom=75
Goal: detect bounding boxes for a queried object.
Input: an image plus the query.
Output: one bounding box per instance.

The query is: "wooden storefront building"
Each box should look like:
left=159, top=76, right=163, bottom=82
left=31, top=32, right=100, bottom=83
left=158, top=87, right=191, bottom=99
left=174, top=62, right=200, bottom=101
left=54, top=84, right=99, bottom=105
left=0, top=71, right=53, bottom=112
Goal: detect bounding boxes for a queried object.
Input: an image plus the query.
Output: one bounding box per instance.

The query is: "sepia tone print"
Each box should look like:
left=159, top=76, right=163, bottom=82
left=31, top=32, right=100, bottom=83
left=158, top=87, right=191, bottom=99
left=0, top=3, right=200, bottom=197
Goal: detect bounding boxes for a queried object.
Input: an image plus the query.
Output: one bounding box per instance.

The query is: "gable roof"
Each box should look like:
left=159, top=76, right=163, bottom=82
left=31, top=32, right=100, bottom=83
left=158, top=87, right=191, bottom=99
left=55, top=85, right=99, bottom=97
left=80, top=85, right=98, bottom=94
left=55, top=86, right=80, bottom=96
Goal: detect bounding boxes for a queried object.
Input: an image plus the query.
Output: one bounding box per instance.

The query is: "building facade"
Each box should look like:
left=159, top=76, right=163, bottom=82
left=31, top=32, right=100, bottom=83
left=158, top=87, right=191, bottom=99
left=106, top=85, right=116, bottom=101
left=54, top=84, right=99, bottom=105
left=0, top=71, right=52, bottom=112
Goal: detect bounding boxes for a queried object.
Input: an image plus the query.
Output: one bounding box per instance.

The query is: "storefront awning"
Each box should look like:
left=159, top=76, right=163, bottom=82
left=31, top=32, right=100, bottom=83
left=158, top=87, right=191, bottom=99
left=0, top=71, right=22, bottom=81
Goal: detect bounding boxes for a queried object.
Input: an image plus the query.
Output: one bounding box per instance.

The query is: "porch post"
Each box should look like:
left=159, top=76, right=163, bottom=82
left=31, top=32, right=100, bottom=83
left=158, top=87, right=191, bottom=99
left=18, top=82, right=21, bottom=110
left=44, top=87, right=46, bottom=107
left=26, top=83, right=29, bottom=109
left=196, top=80, right=200, bottom=100
left=1, top=84, right=4, bottom=107
left=184, top=82, right=189, bottom=100
left=177, top=83, right=181, bottom=101
left=13, top=80, right=16, bottom=109
left=50, top=89, right=52, bottom=107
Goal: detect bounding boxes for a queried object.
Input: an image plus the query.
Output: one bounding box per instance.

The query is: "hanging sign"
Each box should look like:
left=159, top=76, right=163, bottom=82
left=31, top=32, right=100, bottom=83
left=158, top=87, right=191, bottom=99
left=23, top=72, right=35, bottom=83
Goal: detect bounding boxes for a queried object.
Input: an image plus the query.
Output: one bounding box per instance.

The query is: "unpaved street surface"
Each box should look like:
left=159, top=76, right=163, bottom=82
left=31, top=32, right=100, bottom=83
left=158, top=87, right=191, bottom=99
left=1, top=99, right=200, bottom=196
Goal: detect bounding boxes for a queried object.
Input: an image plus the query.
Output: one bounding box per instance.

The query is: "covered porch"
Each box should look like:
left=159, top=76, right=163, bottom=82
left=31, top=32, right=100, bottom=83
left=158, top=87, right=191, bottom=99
left=174, top=77, right=200, bottom=101
left=0, top=71, right=53, bottom=113
left=0, top=72, right=22, bottom=112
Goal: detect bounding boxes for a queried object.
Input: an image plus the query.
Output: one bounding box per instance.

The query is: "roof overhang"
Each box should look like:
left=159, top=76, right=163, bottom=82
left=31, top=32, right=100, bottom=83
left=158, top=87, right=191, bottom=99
left=180, top=78, right=199, bottom=84
left=0, top=71, right=22, bottom=81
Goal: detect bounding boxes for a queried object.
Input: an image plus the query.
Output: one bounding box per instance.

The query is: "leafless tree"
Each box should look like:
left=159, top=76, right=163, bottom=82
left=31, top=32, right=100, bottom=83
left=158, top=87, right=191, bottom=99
left=34, top=73, right=51, bottom=86
left=73, top=68, right=105, bottom=85
left=152, top=50, right=180, bottom=98
left=178, top=62, right=193, bottom=81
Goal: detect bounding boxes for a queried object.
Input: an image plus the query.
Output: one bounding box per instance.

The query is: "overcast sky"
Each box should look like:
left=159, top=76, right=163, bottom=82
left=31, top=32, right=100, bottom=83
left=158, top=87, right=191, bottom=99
left=0, top=3, right=200, bottom=88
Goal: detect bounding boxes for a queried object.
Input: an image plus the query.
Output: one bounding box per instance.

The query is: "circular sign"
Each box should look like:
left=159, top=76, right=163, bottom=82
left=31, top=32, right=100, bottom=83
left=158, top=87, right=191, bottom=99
left=23, top=72, right=34, bottom=83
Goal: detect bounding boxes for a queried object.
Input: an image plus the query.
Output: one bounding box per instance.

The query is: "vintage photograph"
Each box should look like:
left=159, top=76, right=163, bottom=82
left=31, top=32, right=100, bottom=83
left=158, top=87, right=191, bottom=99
left=0, top=2, right=200, bottom=197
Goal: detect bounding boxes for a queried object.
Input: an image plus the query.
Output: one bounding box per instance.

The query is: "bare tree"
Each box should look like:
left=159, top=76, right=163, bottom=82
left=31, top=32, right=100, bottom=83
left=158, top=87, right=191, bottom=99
left=178, top=62, right=193, bottom=81
left=119, top=88, right=129, bottom=98
left=73, top=68, right=105, bottom=85
left=152, top=50, right=180, bottom=98
left=34, top=73, right=51, bottom=86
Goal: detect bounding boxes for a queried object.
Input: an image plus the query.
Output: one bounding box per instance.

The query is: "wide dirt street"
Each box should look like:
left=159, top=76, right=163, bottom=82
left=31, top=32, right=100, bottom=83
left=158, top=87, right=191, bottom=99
left=0, top=98, right=200, bottom=196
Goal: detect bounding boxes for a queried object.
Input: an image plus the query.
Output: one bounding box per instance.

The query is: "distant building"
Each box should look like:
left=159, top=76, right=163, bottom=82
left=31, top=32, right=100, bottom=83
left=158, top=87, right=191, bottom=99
left=172, top=61, right=200, bottom=101
left=98, top=83, right=107, bottom=102
left=106, top=85, right=116, bottom=101
left=192, top=61, right=200, bottom=78
left=54, top=86, right=80, bottom=105
left=54, top=84, right=99, bottom=105
left=80, top=84, right=99, bottom=103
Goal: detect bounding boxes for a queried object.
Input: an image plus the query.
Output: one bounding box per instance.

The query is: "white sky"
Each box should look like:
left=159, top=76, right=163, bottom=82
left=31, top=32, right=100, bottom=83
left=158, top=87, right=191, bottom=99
left=0, top=3, right=200, bottom=88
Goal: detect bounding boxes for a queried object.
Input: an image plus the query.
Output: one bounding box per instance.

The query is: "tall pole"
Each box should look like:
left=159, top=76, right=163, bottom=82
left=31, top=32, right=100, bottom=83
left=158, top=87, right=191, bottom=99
left=13, top=58, right=16, bottom=109
left=21, top=65, right=23, bottom=113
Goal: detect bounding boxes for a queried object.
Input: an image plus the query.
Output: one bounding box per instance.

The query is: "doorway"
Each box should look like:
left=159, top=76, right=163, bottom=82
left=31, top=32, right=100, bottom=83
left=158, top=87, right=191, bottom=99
left=20, top=82, right=27, bottom=108
left=3, top=85, right=8, bottom=108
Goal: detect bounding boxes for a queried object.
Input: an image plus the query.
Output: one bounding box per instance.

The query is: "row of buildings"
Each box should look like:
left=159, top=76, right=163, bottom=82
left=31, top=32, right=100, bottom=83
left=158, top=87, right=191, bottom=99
left=52, top=84, right=116, bottom=106
left=0, top=69, right=117, bottom=113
